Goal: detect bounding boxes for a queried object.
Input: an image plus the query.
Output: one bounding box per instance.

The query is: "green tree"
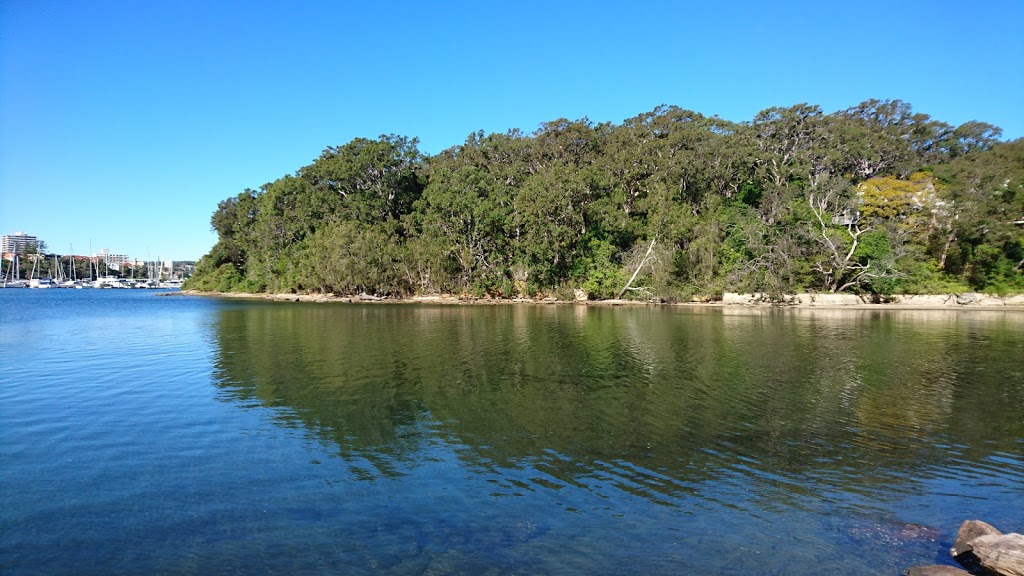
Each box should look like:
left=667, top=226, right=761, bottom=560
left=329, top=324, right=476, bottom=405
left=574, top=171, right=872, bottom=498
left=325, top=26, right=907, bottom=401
left=298, top=134, right=424, bottom=223
left=413, top=131, right=523, bottom=294
left=187, top=102, right=1017, bottom=298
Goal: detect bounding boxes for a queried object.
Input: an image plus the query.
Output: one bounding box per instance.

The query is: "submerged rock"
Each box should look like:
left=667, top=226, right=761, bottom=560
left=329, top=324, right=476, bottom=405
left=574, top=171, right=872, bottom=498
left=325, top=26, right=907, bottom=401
left=906, top=566, right=971, bottom=576
left=847, top=519, right=940, bottom=546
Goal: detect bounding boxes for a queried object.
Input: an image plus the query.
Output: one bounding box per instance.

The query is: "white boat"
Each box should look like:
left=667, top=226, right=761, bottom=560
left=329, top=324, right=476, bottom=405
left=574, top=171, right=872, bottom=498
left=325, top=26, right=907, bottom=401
left=93, top=276, right=132, bottom=289
left=27, top=256, right=56, bottom=288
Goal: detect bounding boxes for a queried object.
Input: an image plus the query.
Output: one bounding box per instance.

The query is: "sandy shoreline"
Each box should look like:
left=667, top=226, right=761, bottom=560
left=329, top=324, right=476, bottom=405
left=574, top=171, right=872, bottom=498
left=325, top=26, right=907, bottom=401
left=171, top=290, right=1024, bottom=311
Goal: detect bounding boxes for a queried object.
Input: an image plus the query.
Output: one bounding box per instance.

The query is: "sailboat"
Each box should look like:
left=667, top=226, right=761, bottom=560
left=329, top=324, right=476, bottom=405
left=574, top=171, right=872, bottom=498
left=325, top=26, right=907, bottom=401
left=28, top=254, right=54, bottom=288
left=58, top=246, right=85, bottom=288
left=1, top=255, right=28, bottom=288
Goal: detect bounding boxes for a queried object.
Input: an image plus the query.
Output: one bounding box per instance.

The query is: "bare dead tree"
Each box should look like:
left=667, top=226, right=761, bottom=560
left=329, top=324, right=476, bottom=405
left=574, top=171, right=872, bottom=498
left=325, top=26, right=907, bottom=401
left=807, top=177, right=868, bottom=292
left=617, top=236, right=658, bottom=299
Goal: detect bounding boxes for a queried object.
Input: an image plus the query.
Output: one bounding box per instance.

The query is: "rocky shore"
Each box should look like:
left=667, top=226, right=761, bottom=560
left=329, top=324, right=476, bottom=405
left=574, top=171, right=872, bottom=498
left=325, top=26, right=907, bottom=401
left=722, top=292, right=1024, bottom=309
left=174, top=290, right=1024, bottom=310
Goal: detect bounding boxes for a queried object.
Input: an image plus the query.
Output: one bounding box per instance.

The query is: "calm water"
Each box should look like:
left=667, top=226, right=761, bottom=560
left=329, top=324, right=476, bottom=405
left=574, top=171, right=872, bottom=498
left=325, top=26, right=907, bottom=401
left=2, top=290, right=1022, bottom=575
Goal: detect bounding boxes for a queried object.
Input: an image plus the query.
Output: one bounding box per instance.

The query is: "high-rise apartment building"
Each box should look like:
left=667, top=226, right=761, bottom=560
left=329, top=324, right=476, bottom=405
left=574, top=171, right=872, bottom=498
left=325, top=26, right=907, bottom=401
left=1, top=231, right=39, bottom=254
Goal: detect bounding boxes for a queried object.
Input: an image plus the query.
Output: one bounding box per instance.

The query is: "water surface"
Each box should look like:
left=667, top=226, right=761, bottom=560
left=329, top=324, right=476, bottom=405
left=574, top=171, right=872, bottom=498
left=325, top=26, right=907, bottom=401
left=2, top=290, right=1022, bottom=574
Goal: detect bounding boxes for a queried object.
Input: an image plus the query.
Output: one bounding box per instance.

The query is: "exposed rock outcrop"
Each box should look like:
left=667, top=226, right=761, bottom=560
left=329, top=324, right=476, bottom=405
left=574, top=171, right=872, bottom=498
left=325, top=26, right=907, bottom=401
left=948, top=520, right=1024, bottom=576
left=968, top=533, right=1024, bottom=576
left=910, top=520, right=1024, bottom=576
left=721, top=292, right=1024, bottom=307
left=951, top=519, right=1003, bottom=557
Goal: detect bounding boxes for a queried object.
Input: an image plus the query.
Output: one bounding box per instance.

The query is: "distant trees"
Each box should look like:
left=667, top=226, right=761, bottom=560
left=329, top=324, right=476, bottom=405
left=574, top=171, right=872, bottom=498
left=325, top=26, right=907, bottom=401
left=185, top=100, right=1024, bottom=298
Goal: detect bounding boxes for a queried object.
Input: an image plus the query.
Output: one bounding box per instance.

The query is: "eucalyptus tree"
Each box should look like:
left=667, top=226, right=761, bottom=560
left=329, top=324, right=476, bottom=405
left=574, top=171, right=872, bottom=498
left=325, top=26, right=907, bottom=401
left=301, top=219, right=407, bottom=295
left=593, top=107, right=752, bottom=298
left=506, top=119, right=609, bottom=293
left=291, top=135, right=426, bottom=294
left=242, top=176, right=328, bottom=291
left=298, top=134, right=425, bottom=224
left=804, top=174, right=904, bottom=293
left=411, top=130, right=529, bottom=294
left=212, top=189, right=258, bottom=265
left=185, top=101, right=1016, bottom=298
left=833, top=99, right=929, bottom=180
left=933, top=139, right=1024, bottom=291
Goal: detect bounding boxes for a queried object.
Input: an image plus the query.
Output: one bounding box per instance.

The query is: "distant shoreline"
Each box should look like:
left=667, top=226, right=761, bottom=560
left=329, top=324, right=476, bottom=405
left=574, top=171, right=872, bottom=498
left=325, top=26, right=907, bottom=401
left=175, top=290, right=1024, bottom=311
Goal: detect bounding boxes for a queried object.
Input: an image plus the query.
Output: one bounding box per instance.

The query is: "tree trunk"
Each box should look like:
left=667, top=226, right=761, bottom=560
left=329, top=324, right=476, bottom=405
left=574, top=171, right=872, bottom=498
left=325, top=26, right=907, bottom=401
left=939, top=232, right=956, bottom=270
left=617, top=237, right=657, bottom=299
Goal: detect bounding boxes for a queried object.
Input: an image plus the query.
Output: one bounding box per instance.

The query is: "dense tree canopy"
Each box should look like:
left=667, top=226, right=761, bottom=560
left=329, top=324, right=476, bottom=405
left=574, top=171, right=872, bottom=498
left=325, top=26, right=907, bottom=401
left=185, top=100, right=1024, bottom=299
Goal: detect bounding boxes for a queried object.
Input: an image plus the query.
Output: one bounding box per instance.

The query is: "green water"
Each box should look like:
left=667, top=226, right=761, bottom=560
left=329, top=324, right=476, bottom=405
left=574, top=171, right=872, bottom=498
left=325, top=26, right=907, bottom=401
left=215, top=304, right=1023, bottom=480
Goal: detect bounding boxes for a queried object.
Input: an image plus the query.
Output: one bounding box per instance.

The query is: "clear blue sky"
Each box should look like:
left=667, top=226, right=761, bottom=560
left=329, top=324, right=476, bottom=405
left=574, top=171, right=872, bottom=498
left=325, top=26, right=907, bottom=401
left=2, top=0, right=1022, bottom=261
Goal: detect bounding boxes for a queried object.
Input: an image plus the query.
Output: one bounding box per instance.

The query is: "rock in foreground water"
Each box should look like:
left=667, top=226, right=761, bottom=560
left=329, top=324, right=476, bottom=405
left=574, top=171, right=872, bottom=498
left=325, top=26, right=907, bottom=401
left=947, top=520, right=1024, bottom=576
left=968, top=533, right=1024, bottom=576
left=951, top=519, right=1003, bottom=557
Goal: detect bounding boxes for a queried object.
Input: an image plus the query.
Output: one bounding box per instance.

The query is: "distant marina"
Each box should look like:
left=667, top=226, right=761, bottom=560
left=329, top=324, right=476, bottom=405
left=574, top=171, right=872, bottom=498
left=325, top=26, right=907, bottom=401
left=2, top=230, right=192, bottom=290
left=3, top=276, right=185, bottom=290
left=4, top=275, right=185, bottom=290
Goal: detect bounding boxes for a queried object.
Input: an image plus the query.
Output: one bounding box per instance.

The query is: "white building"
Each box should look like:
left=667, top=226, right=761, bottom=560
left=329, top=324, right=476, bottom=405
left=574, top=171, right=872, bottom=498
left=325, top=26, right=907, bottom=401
left=96, top=249, right=129, bottom=269
left=1, top=231, right=39, bottom=254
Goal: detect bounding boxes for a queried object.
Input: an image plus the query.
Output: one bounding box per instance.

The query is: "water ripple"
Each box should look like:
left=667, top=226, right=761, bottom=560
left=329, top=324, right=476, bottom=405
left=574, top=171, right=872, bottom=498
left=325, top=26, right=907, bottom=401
left=4, top=293, right=1024, bottom=576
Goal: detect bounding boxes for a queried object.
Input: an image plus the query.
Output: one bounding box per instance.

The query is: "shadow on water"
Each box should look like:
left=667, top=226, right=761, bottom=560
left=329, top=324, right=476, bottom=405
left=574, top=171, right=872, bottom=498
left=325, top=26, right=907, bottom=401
left=209, top=302, right=1024, bottom=573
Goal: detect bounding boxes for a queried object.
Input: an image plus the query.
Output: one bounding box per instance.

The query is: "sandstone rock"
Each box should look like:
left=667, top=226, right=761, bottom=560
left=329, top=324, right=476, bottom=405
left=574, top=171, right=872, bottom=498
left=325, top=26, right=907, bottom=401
left=976, top=295, right=1008, bottom=306
left=954, top=292, right=979, bottom=305
left=906, top=565, right=972, bottom=576
left=951, top=519, right=1002, bottom=557
left=722, top=292, right=755, bottom=305
left=800, top=292, right=861, bottom=306
left=895, top=294, right=955, bottom=306
left=969, top=533, right=1024, bottom=576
